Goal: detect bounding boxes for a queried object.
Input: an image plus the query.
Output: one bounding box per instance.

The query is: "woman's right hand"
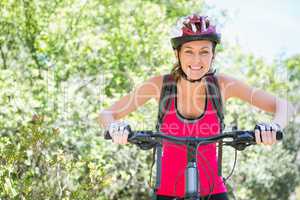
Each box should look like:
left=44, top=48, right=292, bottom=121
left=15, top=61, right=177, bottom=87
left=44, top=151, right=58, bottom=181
left=106, top=121, right=131, bottom=144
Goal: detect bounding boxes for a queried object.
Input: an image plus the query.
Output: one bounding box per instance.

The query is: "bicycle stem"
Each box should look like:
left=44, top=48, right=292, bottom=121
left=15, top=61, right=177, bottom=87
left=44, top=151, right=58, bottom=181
left=185, top=161, right=200, bottom=199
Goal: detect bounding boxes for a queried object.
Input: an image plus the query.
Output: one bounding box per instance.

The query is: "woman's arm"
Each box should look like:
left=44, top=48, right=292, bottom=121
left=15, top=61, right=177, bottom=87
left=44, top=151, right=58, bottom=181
left=217, top=73, right=294, bottom=145
left=217, top=73, right=294, bottom=128
left=97, top=75, right=163, bottom=129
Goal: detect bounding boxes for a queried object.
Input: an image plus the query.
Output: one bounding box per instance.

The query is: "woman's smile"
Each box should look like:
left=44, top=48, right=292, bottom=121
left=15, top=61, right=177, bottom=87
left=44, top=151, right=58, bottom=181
left=188, top=65, right=203, bottom=71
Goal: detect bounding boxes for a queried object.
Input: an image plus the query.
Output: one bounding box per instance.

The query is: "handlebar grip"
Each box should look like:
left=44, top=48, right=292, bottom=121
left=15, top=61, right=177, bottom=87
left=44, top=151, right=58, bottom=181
left=251, top=130, right=283, bottom=141
left=275, top=130, right=283, bottom=140
left=104, top=131, right=112, bottom=140
left=103, top=125, right=133, bottom=140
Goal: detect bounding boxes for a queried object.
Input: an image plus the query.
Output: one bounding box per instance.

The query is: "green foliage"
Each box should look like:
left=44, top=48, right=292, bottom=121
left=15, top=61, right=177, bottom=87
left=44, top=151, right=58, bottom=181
left=219, top=49, right=300, bottom=200
left=0, top=0, right=299, bottom=199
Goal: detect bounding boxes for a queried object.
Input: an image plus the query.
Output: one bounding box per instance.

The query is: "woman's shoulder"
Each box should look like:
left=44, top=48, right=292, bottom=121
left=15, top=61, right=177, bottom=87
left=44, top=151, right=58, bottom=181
left=145, top=74, right=164, bottom=88
left=216, top=73, right=253, bottom=101
left=216, top=73, right=241, bottom=86
left=215, top=73, right=231, bottom=83
left=141, top=74, right=164, bottom=102
left=215, top=73, right=237, bottom=101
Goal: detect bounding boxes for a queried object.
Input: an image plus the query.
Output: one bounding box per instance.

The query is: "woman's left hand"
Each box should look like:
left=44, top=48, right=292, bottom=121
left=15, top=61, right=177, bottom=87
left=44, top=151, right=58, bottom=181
left=254, top=122, right=282, bottom=145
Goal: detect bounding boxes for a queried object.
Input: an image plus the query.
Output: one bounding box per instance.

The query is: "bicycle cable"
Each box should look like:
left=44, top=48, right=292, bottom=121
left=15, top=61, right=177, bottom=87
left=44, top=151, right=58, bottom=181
left=196, top=142, right=215, bottom=200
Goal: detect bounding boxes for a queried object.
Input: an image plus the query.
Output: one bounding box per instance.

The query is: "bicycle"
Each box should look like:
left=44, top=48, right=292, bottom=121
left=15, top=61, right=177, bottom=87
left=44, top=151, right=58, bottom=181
left=104, top=129, right=283, bottom=200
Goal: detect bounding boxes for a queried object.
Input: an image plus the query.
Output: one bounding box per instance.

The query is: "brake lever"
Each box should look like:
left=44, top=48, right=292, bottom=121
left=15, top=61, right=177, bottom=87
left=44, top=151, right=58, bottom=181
left=128, top=131, right=154, bottom=142
left=226, top=141, right=253, bottom=151
left=128, top=131, right=158, bottom=150
left=224, top=131, right=256, bottom=151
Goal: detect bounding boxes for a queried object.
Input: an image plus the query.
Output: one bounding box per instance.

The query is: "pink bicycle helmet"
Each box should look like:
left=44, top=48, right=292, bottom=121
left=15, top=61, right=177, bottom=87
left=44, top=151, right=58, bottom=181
left=170, top=14, right=221, bottom=49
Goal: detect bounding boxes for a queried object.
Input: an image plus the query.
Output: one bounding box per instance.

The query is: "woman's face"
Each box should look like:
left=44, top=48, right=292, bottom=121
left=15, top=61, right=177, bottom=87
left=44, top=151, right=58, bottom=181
left=177, top=40, right=214, bottom=81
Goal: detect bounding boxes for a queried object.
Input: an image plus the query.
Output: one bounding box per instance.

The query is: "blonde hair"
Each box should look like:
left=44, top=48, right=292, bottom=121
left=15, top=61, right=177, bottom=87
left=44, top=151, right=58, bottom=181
left=171, top=62, right=184, bottom=82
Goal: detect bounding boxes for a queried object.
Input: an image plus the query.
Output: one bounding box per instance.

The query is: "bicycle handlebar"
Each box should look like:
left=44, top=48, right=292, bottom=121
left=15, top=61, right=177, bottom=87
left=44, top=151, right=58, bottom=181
left=104, top=129, right=283, bottom=150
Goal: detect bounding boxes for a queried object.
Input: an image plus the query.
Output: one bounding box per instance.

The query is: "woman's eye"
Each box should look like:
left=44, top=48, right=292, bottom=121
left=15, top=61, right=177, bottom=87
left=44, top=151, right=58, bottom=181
left=184, top=51, right=193, bottom=54
left=200, top=51, right=209, bottom=55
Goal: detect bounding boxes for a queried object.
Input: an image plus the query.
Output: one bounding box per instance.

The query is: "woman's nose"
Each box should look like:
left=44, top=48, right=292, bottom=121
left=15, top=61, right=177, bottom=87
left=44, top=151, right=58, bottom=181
left=192, top=54, right=203, bottom=63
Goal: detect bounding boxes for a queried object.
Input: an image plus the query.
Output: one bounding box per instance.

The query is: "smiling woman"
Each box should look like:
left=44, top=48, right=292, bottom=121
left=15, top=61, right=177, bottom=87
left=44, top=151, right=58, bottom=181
left=98, top=14, right=294, bottom=200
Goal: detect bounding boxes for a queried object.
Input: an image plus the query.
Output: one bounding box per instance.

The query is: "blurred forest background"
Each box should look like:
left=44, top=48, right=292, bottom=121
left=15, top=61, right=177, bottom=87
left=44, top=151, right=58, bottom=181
left=0, top=0, right=299, bottom=199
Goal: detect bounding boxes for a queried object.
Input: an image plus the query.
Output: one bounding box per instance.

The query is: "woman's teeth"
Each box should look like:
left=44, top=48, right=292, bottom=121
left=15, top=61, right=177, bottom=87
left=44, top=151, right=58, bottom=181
left=189, top=65, right=203, bottom=70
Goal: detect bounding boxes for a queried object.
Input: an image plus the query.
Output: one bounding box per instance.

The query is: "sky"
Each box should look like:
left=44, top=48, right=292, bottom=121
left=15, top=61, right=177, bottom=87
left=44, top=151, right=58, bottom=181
left=205, top=0, right=300, bottom=62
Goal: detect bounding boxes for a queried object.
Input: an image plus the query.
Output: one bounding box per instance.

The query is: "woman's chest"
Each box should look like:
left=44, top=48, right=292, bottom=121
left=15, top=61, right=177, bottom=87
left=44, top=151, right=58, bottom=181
left=176, top=93, right=206, bottom=119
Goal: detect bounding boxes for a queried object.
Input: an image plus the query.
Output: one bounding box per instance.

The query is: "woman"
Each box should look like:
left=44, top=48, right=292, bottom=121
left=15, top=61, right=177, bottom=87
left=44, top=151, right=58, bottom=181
left=98, top=14, right=293, bottom=200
